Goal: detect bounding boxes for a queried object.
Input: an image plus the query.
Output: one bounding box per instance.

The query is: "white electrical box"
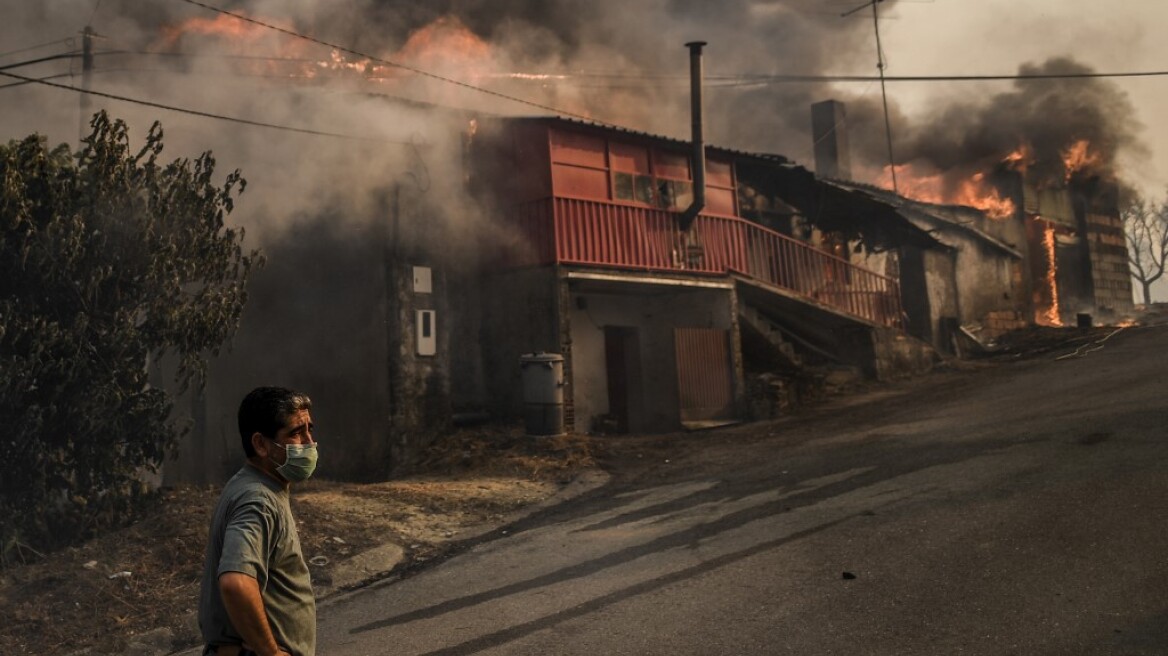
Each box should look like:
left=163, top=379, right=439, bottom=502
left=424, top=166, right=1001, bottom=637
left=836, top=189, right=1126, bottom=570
left=416, top=310, right=436, bottom=356
left=413, top=266, right=432, bottom=294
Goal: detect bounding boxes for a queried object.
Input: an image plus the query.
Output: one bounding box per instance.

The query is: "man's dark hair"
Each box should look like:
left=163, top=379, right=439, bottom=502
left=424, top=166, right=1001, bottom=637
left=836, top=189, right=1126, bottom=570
left=238, top=386, right=313, bottom=457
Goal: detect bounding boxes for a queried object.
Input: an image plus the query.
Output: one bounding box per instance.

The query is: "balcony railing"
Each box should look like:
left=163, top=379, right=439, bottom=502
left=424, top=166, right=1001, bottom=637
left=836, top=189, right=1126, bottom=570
left=506, top=197, right=904, bottom=329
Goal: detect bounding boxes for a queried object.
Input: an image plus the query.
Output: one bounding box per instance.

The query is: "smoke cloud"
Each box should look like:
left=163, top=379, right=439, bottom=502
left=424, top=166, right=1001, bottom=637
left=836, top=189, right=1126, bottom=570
left=3, top=1, right=1157, bottom=473
left=1, top=1, right=889, bottom=187
left=846, top=57, right=1147, bottom=193
left=3, top=2, right=1150, bottom=199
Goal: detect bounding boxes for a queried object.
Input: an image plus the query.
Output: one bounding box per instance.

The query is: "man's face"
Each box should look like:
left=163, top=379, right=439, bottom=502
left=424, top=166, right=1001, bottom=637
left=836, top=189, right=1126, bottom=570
left=259, top=406, right=315, bottom=466
left=263, top=409, right=314, bottom=466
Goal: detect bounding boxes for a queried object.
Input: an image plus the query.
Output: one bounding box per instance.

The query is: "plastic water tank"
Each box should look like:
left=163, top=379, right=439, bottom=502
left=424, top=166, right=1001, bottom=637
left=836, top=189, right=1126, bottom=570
left=519, top=352, right=565, bottom=436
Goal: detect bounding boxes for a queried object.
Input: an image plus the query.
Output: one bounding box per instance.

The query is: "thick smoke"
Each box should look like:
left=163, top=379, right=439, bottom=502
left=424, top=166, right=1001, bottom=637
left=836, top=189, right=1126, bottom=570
left=3, top=1, right=1157, bottom=474
left=4, top=2, right=1151, bottom=196
left=2, top=1, right=892, bottom=151
left=845, top=57, right=1147, bottom=193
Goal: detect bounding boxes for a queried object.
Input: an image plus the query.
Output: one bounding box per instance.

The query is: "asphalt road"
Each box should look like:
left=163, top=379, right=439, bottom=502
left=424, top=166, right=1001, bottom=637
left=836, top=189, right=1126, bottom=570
left=317, top=323, right=1168, bottom=655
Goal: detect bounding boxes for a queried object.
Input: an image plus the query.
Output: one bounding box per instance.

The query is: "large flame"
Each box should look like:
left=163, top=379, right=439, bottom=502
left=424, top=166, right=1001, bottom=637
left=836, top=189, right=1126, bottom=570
left=157, top=14, right=279, bottom=48
left=1061, top=139, right=1104, bottom=182
left=1038, top=221, right=1062, bottom=326
left=875, top=136, right=1118, bottom=221
left=1002, top=144, right=1035, bottom=173
left=879, top=163, right=1017, bottom=220
left=157, top=13, right=496, bottom=86
left=156, top=14, right=314, bottom=59
left=156, top=12, right=318, bottom=78
left=395, top=16, right=493, bottom=77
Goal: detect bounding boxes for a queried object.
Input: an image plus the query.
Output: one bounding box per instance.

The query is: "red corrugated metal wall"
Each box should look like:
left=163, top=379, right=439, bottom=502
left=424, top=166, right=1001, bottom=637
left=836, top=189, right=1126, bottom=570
left=674, top=327, right=735, bottom=423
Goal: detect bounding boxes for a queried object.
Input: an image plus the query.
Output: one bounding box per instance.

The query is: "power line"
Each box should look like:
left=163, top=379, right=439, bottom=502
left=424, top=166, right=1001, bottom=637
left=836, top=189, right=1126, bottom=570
left=173, top=0, right=611, bottom=126
left=0, top=71, right=75, bottom=91
left=59, top=46, right=1168, bottom=86
left=710, top=70, right=1168, bottom=85
left=0, top=52, right=82, bottom=71
left=0, top=37, right=76, bottom=61
left=0, top=69, right=410, bottom=144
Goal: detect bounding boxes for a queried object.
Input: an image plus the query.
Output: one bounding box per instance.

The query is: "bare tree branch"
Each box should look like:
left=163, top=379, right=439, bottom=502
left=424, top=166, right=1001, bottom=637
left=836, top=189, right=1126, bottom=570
left=1123, top=193, right=1168, bottom=304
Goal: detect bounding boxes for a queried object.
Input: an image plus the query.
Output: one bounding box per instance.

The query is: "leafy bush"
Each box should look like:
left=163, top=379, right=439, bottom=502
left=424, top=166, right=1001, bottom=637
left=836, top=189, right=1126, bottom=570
left=0, top=112, right=261, bottom=563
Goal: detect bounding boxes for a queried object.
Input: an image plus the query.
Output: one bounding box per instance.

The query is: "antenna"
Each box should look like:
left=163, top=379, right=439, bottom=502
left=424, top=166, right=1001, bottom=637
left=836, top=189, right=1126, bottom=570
left=80, top=25, right=94, bottom=144
left=842, top=0, right=898, bottom=194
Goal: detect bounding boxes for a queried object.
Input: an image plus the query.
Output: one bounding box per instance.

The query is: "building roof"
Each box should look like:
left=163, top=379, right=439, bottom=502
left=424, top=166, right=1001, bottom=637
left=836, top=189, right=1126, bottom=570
left=826, top=180, right=1023, bottom=258
left=499, top=115, right=982, bottom=252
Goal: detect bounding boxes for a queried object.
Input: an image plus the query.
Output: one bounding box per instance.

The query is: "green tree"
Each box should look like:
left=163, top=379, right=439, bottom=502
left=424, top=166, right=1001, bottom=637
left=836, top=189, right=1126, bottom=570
left=1123, top=194, right=1168, bottom=305
left=0, top=112, right=260, bottom=562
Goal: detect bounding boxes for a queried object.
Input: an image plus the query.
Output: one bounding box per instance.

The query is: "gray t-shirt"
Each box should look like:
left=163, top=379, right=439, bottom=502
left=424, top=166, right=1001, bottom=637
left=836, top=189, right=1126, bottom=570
left=199, top=465, right=316, bottom=655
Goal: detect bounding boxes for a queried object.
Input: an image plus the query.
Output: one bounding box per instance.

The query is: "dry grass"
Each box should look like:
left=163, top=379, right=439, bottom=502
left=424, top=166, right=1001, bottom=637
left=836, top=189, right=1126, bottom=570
left=0, top=427, right=599, bottom=655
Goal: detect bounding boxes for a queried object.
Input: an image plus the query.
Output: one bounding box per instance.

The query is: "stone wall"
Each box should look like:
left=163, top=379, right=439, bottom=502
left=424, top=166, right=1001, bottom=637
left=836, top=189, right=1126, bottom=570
left=1085, top=211, right=1135, bottom=318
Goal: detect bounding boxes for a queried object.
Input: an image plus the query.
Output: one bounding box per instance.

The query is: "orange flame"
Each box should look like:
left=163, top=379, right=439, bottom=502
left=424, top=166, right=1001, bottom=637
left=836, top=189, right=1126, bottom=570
left=158, top=14, right=272, bottom=46
left=954, top=173, right=1016, bottom=219
left=879, top=164, right=1016, bottom=220
left=1062, top=139, right=1103, bottom=182
left=157, top=13, right=306, bottom=55
left=156, top=12, right=318, bottom=79
left=303, top=15, right=498, bottom=92
left=393, top=16, right=494, bottom=78
left=1001, top=144, right=1034, bottom=173
left=157, top=12, right=505, bottom=98
left=1038, top=222, right=1062, bottom=326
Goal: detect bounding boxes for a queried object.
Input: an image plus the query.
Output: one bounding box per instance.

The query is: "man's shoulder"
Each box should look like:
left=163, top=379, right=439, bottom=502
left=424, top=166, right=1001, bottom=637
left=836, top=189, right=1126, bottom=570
left=221, top=466, right=286, bottom=506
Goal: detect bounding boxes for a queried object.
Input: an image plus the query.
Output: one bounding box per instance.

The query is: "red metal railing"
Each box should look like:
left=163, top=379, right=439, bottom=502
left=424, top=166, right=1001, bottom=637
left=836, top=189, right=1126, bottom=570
left=507, top=197, right=904, bottom=328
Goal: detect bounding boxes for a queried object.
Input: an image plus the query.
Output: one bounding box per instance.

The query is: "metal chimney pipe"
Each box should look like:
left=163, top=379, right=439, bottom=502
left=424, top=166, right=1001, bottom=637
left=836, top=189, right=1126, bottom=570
left=679, top=41, right=707, bottom=232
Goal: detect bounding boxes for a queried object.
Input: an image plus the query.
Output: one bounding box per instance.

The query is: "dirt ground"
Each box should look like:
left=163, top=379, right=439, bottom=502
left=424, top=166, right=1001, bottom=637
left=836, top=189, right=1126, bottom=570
left=1, top=307, right=1163, bottom=655
left=0, top=427, right=603, bottom=655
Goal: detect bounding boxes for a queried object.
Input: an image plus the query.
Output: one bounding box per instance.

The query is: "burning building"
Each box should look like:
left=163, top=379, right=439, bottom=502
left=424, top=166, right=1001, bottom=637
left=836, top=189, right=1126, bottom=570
left=783, top=58, right=1139, bottom=351
left=848, top=58, right=1138, bottom=329
left=5, top=3, right=1141, bottom=484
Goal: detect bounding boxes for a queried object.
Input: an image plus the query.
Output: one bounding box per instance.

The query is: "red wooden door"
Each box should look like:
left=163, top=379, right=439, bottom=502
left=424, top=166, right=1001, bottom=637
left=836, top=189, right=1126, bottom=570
left=674, top=327, right=735, bottom=423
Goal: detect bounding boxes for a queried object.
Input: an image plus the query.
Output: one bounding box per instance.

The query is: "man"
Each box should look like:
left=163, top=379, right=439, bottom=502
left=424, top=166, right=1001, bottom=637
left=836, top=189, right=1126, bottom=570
left=199, top=387, right=319, bottom=656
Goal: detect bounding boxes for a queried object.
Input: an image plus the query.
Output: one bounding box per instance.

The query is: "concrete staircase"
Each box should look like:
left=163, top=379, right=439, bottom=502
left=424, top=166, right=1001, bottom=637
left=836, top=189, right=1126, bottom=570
left=739, top=304, right=803, bottom=368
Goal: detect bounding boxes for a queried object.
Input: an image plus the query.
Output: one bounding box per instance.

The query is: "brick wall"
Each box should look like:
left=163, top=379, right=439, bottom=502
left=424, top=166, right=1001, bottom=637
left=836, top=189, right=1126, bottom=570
left=1086, top=212, right=1134, bottom=316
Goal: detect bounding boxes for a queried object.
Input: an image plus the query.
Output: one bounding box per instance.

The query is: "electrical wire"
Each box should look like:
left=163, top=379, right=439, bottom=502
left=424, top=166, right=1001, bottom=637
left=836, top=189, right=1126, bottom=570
left=62, top=47, right=1168, bottom=87
left=711, top=70, right=1168, bottom=85
left=0, top=53, right=82, bottom=71
left=1055, top=326, right=1129, bottom=360
left=0, top=71, right=75, bottom=91
left=0, top=38, right=76, bottom=60
left=0, top=69, right=411, bottom=144
left=173, top=0, right=617, bottom=127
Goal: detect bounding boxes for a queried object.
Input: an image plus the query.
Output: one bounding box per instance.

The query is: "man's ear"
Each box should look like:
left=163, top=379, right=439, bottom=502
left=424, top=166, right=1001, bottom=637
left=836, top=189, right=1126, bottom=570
left=251, top=432, right=269, bottom=458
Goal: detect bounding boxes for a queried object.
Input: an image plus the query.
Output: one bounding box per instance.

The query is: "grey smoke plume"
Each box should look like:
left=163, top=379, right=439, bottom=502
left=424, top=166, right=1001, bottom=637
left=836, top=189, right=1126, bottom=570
left=845, top=57, right=1147, bottom=192
left=4, top=1, right=1150, bottom=220
left=2, top=0, right=891, bottom=150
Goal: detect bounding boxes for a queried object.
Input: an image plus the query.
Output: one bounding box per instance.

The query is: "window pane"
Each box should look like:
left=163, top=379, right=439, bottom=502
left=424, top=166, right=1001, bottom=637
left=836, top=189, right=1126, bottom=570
left=635, top=175, right=655, bottom=204
left=614, top=172, right=635, bottom=200
left=656, top=179, right=674, bottom=208
left=671, top=180, right=694, bottom=209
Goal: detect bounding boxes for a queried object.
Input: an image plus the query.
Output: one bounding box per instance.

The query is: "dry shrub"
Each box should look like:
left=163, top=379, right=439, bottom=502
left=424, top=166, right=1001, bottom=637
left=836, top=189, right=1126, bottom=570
left=416, top=425, right=595, bottom=481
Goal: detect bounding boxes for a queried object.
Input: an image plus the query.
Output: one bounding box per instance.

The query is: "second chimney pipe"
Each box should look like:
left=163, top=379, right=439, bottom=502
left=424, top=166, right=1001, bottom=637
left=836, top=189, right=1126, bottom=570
left=679, top=41, right=707, bottom=232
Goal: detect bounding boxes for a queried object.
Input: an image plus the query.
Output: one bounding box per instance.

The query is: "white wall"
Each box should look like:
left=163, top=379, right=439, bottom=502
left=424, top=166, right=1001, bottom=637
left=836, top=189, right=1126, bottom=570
left=567, top=283, right=734, bottom=433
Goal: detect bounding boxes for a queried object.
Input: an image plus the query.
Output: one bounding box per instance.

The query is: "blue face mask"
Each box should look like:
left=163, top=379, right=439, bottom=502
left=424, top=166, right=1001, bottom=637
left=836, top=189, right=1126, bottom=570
left=267, top=439, right=318, bottom=482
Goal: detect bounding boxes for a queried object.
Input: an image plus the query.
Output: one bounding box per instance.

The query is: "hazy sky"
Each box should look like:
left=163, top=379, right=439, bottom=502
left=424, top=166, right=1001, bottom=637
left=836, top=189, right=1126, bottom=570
left=4, top=0, right=1164, bottom=192
left=1, top=0, right=1164, bottom=301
